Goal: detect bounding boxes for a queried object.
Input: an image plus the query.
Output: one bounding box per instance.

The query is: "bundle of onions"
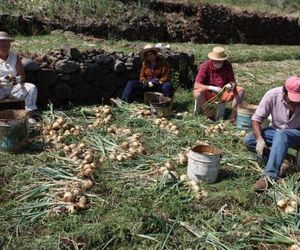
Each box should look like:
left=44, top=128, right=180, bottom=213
left=42, top=117, right=82, bottom=142
left=153, top=118, right=180, bottom=135
left=88, top=105, right=113, bottom=129
left=277, top=198, right=297, bottom=214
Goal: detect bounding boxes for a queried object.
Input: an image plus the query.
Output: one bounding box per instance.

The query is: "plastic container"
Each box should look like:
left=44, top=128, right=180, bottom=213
left=150, top=96, right=172, bottom=119
left=187, top=144, right=221, bottom=183
left=0, top=109, right=29, bottom=152
left=236, top=103, right=257, bottom=131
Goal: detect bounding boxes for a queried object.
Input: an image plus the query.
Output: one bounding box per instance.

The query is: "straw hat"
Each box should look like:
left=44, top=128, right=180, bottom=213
left=140, top=44, right=160, bottom=58
left=0, top=31, right=14, bottom=42
left=207, top=46, right=228, bottom=61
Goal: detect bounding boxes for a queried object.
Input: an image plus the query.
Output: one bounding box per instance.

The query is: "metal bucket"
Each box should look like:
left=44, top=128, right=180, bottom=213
left=0, top=110, right=29, bottom=152
left=144, top=92, right=163, bottom=106
left=150, top=96, right=172, bottom=119
left=187, top=145, right=221, bottom=183
left=237, top=103, right=257, bottom=131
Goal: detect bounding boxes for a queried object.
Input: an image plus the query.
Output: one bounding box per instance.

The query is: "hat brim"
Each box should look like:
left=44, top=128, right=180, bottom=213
left=287, top=91, right=300, bottom=102
left=140, top=47, right=160, bottom=57
left=207, top=52, right=228, bottom=61
left=0, top=38, right=14, bottom=42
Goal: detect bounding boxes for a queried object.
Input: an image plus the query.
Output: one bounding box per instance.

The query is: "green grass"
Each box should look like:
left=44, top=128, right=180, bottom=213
left=0, top=37, right=300, bottom=249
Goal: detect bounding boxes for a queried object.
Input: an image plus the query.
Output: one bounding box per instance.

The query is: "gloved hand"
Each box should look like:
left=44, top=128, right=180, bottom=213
left=208, top=85, right=222, bottom=93
left=148, top=78, right=159, bottom=87
left=256, top=139, right=267, bottom=157
left=148, top=81, right=154, bottom=88
left=225, top=83, right=233, bottom=92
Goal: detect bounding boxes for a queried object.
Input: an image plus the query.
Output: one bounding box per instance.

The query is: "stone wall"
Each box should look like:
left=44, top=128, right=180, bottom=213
left=21, top=47, right=195, bottom=107
left=1, top=2, right=299, bottom=45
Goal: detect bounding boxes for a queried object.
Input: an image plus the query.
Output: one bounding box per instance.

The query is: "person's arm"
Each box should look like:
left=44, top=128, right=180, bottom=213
left=225, top=62, right=237, bottom=91
left=139, top=64, right=148, bottom=84
left=252, top=120, right=263, bottom=141
left=15, top=55, right=25, bottom=82
left=158, top=65, right=169, bottom=83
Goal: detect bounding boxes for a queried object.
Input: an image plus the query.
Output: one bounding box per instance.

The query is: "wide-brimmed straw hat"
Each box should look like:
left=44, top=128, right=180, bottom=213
left=140, top=44, right=160, bottom=58
left=208, top=46, right=228, bottom=61
left=285, top=76, right=300, bottom=102
left=0, top=31, right=14, bottom=42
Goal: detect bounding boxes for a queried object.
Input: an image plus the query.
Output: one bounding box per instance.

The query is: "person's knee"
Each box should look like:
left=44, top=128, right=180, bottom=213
left=273, top=130, right=288, bottom=144
left=126, top=80, right=135, bottom=87
left=243, top=133, right=255, bottom=148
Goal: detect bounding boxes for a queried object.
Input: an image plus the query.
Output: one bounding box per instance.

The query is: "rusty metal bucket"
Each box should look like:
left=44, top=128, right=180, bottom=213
left=144, top=91, right=163, bottom=106
left=0, top=110, right=29, bottom=152
left=150, top=96, right=172, bottom=119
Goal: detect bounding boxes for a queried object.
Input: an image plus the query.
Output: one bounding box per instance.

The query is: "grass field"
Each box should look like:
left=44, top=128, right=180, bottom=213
left=0, top=35, right=300, bottom=249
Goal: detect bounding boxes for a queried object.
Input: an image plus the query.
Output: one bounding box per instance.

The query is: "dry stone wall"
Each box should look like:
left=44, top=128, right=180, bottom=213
left=21, top=47, right=195, bottom=107
left=1, top=2, right=299, bottom=44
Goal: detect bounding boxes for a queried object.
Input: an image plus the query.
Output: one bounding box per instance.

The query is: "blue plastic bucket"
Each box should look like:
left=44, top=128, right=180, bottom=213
left=236, top=103, right=257, bottom=131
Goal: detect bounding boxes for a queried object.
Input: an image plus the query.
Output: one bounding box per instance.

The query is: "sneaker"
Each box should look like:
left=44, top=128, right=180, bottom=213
left=253, top=176, right=270, bottom=192
left=28, top=117, right=37, bottom=124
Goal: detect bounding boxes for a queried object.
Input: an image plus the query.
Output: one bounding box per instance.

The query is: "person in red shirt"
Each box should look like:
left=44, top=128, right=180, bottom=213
left=193, top=46, right=245, bottom=120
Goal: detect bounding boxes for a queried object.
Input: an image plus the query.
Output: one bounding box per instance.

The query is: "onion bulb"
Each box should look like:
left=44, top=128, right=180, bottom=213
left=179, top=174, right=188, bottom=182
left=62, top=191, right=74, bottom=202
left=290, top=200, right=297, bottom=208
left=83, top=179, right=94, bottom=189
left=192, top=185, right=200, bottom=193
left=277, top=199, right=287, bottom=208
left=285, top=205, right=295, bottom=214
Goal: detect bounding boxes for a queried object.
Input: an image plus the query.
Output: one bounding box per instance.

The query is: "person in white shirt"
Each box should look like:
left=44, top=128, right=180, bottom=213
left=0, top=31, right=38, bottom=123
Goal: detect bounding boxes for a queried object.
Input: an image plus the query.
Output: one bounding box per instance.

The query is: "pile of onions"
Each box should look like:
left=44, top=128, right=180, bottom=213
left=108, top=133, right=146, bottom=161
left=88, top=105, right=113, bottom=129
left=42, top=117, right=82, bottom=142
left=62, top=192, right=89, bottom=214
left=153, top=118, right=180, bottom=135
left=63, top=142, right=98, bottom=191
left=277, top=198, right=297, bottom=214
left=177, top=151, right=188, bottom=165
left=107, top=126, right=132, bottom=135
left=288, top=243, right=300, bottom=250
left=175, top=111, right=193, bottom=118
left=204, top=123, right=227, bottom=136
left=236, top=130, right=247, bottom=137
left=135, top=108, right=151, bottom=118
left=159, top=161, right=176, bottom=176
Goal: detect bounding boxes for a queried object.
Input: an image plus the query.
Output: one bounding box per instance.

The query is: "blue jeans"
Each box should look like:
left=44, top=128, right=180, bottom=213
left=244, top=127, right=300, bottom=179
left=122, top=80, right=174, bottom=103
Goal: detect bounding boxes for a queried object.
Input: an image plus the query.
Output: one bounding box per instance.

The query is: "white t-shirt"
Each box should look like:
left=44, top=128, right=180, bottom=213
left=0, top=51, right=17, bottom=77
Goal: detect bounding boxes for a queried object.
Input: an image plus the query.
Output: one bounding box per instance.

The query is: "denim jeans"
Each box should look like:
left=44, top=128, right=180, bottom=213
left=122, top=80, right=174, bottom=103
left=244, top=127, right=300, bottom=179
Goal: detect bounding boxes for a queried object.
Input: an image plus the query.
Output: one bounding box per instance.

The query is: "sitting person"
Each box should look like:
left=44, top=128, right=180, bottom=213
left=122, top=44, right=174, bottom=103
left=193, top=46, right=244, bottom=120
left=0, top=31, right=37, bottom=123
left=244, top=76, right=300, bottom=191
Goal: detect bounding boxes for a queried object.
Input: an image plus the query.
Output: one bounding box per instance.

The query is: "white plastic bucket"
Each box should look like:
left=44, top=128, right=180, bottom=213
left=187, top=145, right=221, bottom=183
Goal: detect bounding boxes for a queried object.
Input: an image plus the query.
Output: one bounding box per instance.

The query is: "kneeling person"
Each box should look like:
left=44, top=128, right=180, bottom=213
left=193, top=46, right=245, bottom=120
left=244, top=76, right=300, bottom=191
